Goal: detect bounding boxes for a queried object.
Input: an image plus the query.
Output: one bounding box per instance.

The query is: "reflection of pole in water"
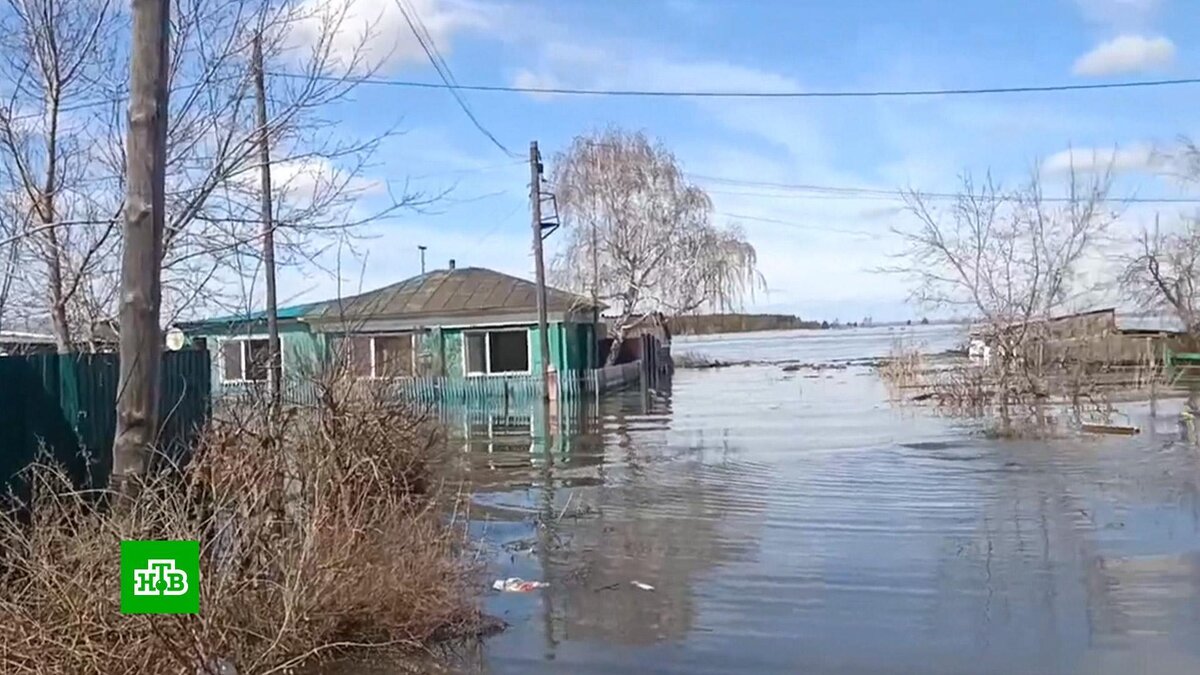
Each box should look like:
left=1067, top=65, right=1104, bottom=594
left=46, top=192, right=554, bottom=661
left=533, top=397, right=559, bottom=653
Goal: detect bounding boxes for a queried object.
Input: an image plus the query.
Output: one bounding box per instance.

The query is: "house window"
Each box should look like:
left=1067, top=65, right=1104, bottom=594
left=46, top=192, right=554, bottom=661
left=374, top=335, right=415, bottom=377
left=464, top=329, right=529, bottom=375
left=220, top=338, right=270, bottom=382
left=340, top=334, right=415, bottom=378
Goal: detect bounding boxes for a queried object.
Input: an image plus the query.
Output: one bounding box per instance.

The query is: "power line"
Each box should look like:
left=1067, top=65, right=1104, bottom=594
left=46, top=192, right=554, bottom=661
left=394, top=0, right=517, bottom=158
left=7, top=73, right=1195, bottom=127
left=714, top=211, right=877, bottom=237
left=694, top=173, right=1200, bottom=204
left=265, top=72, right=1200, bottom=99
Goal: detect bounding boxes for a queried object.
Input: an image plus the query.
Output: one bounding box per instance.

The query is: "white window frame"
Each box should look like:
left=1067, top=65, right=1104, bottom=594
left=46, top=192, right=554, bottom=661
left=462, top=328, right=532, bottom=377
left=362, top=333, right=417, bottom=379
left=219, top=335, right=281, bottom=384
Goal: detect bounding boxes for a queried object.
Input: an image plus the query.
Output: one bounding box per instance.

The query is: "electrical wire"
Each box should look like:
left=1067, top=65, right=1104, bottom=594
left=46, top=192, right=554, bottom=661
left=714, top=211, right=878, bottom=237
left=265, top=72, right=1200, bottom=99
left=694, top=174, right=1200, bottom=204
left=394, top=0, right=518, bottom=158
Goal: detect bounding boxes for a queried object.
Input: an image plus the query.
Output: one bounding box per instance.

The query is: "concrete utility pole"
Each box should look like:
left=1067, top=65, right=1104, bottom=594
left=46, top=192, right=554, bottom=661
left=112, top=0, right=170, bottom=495
left=530, top=141, right=552, bottom=401
left=418, top=245, right=427, bottom=274
left=252, top=31, right=281, bottom=413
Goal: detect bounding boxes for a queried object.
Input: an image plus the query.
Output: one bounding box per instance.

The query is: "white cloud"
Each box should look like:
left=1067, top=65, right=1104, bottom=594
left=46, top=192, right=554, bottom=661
left=1042, top=144, right=1158, bottom=174
left=275, top=157, right=385, bottom=202
left=290, top=0, right=491, bottom=72
left=229, top=157, right=384, bottom=209
left=1071, top=34, right=1175, bottom=76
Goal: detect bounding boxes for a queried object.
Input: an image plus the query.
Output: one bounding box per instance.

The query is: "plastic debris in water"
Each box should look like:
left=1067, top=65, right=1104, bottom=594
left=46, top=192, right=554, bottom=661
left=631, top=581, right=655, bottom=591
left=492, top=577, right=549, bottom=592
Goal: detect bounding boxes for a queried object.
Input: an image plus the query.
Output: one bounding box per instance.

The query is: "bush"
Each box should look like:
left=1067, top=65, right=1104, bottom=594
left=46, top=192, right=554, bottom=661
left=0, top=377, right=479, bottom=674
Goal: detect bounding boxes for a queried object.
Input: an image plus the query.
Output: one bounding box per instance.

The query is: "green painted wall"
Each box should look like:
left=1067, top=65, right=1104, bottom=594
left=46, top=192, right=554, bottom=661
left=434, top=322, right=588, bottom=378
left=193, top=319, right=596, bottom=392
left=283, top=329, right=327, bottom=381
left=443, top=330, right=464, bottom=379
left=200, top=322, right=324, bottom=391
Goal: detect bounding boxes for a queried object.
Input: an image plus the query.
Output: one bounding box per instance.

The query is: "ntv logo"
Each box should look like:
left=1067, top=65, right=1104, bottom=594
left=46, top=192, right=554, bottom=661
left=120, top=541, right=200, bottom=614
left=133, top=559, right=189, bottom=596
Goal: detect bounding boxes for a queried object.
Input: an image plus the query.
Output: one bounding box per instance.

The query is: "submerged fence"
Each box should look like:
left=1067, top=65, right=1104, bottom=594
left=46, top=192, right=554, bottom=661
left=0, top=351, right=212, bottom=491
left=218, top=359, right=650, bottom=409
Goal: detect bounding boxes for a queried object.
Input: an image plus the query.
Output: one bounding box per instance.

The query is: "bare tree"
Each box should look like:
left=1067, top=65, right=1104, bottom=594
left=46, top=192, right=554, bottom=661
left=112, top=0, right=170, bottom=495
left=550, top=128, right=763, bottom=363
left=0, top=0, right=422, bottom=351
left=1118, top=140, right=1200, bottom=414
left=890, top=163, right=1114, bottom=421
left=1119, top=217, right=1200, bottom=335
left=0, top=0, right=123, bottom=351
left=1120, top=140, right=1200, bottom=336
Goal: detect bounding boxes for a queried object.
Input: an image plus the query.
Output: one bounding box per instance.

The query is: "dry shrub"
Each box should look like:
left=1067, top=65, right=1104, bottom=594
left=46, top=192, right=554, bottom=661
left=0, top=373, right=479, bottom=675
left=878, top=340, right=925, bottom=392
left=877, top=338, right=1150, bottom=436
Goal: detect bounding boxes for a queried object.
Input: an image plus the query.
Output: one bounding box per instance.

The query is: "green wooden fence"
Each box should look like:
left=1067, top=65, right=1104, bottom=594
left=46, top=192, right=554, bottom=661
left=217, top=365, right=641, bottom=409
left=0, top=351, right=212, bottom=492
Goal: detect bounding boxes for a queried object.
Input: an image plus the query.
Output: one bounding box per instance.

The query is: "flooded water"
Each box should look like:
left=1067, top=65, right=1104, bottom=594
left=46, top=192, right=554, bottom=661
left=338, top=327, right=1200, bottom=674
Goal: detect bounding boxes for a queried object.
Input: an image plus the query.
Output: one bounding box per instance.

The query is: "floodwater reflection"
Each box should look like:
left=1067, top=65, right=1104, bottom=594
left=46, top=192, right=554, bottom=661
left=329, top=328, right=1200, bottom=674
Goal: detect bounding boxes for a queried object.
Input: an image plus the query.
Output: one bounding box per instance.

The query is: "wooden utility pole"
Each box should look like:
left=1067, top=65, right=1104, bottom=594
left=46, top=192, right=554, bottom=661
left=252, top=31, right=281, bottom=412
left=591, top=216, right=600, bottom=365
left=112, top=0, right=170, bottom=494
left=530, top=141, right=551, bottom=401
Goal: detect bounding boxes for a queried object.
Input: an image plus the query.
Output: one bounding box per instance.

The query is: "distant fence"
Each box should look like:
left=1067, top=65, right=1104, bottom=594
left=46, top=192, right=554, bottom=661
left=218, top=360, right=648, bottom=409
left=0, top=351, right=212, bottom=492
left=586, top=361, right=642, bottom=392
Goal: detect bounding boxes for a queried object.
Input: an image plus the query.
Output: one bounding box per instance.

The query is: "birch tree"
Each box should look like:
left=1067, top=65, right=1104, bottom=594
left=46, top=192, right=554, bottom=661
left=550, top=129, right=762, bottom=363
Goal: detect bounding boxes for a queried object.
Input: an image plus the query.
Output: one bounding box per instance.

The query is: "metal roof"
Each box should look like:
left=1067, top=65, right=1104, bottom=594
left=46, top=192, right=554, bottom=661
left=175, top=302, right=320, bottom=330
left=304, top=267, right=600, bottom=323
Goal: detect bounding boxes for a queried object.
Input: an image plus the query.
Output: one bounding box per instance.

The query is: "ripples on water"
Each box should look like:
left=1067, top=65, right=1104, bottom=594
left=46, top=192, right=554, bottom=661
left=338, top=327, right=1200, bottom=674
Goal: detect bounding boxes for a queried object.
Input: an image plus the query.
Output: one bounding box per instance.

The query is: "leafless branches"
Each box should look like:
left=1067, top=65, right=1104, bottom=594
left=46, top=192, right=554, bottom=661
left=893, top=165, right=1114, bottom=326
left=0, top=0, right=427, bottom=347
left=0, top=0, right=123, bottom=350
left=889, top=162, right=1115, bottom=425
left=549, top=128, right=763, bottom=362
left=1119, top=139, right=1200, bottom=338
left=1119, top=218, right=1200, bottom=334
left=1, top=377, right=478, bottom=673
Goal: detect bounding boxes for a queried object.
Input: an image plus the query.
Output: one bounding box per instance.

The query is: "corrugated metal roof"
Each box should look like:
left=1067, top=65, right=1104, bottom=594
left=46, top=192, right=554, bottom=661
left=305, top=267, right=599, bottom=322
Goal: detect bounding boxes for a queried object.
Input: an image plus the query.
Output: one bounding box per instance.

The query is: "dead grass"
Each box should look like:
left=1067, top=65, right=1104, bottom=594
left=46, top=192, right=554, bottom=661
left=0, top=373, right=480, bottom=675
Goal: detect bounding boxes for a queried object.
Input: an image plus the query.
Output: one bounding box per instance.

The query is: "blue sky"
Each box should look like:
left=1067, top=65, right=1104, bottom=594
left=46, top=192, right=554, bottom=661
left=275, top=0, right=1200, bottom=322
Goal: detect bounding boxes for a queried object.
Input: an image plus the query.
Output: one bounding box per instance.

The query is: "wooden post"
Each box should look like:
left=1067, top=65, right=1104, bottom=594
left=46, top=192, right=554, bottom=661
left=530, top=141, right=551, bottom=402
left=1148, top=337, right=1158, bottom=418
left=112, top=0, right=170, bottom=494
left=252, top=32, right=281, bottom=413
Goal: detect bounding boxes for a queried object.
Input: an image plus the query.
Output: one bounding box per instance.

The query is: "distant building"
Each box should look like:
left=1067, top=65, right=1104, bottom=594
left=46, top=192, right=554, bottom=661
left=0, top=330, right=57, bottom=355
left=968, top=307, right=1190, bottom=365
left=176, top=266, right=605, bottom=400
